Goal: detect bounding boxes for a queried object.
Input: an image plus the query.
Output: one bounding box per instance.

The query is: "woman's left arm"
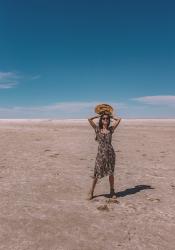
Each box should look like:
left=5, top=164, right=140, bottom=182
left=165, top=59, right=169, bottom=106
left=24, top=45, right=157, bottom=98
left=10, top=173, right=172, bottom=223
left=110, top=116, right=122, bottom=131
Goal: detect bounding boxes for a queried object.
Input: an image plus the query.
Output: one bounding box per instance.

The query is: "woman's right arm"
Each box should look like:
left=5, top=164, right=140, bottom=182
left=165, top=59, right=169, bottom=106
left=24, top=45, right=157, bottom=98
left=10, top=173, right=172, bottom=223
left=88, top=115, right=100, bottom=129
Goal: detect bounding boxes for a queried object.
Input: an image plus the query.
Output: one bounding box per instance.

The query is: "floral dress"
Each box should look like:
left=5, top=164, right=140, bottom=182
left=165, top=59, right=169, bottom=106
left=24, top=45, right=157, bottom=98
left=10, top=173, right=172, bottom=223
left=92, top=125, right=116, bottom=179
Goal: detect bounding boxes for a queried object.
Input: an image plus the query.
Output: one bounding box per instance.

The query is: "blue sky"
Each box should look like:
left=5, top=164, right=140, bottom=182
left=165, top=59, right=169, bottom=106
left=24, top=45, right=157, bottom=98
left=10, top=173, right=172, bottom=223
left=0, top=0, right=175, bottom=118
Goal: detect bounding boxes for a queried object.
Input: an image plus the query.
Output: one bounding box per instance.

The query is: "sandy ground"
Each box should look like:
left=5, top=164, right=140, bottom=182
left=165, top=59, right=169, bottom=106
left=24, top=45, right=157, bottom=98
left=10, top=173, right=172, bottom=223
left=0, top=119, right=175, bottom=250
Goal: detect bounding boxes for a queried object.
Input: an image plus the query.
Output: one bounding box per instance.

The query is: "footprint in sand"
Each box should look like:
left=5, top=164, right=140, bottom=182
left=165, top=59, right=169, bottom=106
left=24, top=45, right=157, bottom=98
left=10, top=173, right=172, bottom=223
left=97, top=204, right=109, bottom=211
left=105, top=198, right=120, bottom=204
left=160, top=151, right=167, bottom=158
left=147, top=197, right=160, bottom=202
left=148, top=158, right=154, bottom=161
left=49, top=153, right=60, bottom=158
left=44, top=149, right=51, bottom=152
left=92, top=198, right=100, bottom=202
left=0, top=165, right=6, bottom=169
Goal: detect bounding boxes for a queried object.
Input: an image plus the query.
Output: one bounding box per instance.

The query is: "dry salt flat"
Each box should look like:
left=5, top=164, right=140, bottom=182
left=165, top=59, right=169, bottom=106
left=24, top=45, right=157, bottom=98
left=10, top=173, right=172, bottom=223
left=0, top=119, right=175, bottom=250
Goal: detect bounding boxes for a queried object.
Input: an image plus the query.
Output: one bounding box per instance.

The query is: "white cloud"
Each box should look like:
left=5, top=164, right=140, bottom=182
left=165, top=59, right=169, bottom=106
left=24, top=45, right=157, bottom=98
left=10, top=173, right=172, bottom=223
left=0, top=72, right=14, bottom=79
left=0, top=71, right=42, bottom=89
left=131, top=95, right=175, bottom=107
left=0, top=71, right=21, bottom=89
left=42, top=101, right=127, bottom=112
left=0, top=100, right=174, bottom=118
left=31, top=74, right=41, bottom=80
left=0, top=82, right=18, bottom=89
left=0, top=101, right=126, bottom=118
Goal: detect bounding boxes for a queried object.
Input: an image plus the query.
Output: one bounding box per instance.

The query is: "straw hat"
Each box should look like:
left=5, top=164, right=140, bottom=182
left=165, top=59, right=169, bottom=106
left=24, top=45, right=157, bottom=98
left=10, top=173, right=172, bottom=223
left=95, top=103, right=114, bottom=115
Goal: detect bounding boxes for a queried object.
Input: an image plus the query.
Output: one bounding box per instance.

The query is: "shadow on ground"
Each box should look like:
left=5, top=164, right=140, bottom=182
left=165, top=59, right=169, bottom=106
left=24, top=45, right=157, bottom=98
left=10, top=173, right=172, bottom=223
left=93, top=185, right=154, bottom=198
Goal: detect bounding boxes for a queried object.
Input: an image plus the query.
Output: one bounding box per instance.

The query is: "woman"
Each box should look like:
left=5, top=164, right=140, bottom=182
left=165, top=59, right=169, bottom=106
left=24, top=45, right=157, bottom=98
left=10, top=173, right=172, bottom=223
left=87, top=112, right=121, bottom=200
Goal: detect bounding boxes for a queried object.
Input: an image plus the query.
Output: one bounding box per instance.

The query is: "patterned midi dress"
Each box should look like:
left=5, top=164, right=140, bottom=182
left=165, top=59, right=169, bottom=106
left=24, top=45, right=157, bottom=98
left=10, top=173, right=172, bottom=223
left=92, top=125, right=116, bottom=179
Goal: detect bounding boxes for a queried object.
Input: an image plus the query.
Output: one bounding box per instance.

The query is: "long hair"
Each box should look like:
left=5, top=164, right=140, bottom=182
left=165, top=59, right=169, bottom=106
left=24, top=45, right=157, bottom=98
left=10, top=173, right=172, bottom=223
left=95, top=113, right=111, bottom=141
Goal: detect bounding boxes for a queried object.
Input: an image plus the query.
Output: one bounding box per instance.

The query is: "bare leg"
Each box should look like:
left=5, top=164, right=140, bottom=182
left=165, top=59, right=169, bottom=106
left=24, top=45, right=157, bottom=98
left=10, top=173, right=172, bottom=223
left=91, top=177, right=98, bottom=193
left=109, top=175, right=116, bottom=198
left=86, top=177, right=98, bottom=200
left=109, top=175, right=114, bottom=189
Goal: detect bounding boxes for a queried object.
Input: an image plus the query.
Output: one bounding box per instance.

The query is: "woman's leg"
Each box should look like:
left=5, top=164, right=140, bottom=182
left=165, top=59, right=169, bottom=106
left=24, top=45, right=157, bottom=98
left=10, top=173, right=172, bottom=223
left=91, top=177, right=98, bottom=194
left=109, top=174, right=114, bottom=190
left=109, top=175, right=116, bottom=197
left=87, top=177, right=98, bottom=200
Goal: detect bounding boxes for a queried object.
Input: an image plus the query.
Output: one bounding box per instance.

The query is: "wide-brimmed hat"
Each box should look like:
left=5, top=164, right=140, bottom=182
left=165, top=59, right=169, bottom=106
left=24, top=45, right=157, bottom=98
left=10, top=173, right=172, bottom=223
left=95, top=103, right=114, bottom=115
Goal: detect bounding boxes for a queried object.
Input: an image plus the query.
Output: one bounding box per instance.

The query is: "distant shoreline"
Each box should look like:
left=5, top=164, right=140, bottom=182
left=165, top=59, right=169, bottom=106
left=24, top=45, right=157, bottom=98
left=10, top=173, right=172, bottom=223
left=0, top=118, right=175, bottom=123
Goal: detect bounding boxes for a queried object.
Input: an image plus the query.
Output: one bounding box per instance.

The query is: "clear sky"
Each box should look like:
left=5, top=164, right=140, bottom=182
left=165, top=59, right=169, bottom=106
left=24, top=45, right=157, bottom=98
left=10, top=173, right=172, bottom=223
left=0, top=0, right=175, bottom=118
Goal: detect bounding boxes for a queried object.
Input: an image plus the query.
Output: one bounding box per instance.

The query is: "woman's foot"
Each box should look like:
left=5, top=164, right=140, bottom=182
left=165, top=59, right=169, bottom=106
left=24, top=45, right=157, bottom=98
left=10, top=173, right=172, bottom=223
left=110, top=188, right=116, bottom=198
left=86, top=190, right=94, bottom=200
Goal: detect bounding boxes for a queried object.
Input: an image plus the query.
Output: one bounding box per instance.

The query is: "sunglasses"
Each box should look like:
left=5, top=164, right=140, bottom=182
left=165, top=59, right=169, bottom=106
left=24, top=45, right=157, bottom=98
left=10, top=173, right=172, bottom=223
left=102, top=117, right=109, bottom=120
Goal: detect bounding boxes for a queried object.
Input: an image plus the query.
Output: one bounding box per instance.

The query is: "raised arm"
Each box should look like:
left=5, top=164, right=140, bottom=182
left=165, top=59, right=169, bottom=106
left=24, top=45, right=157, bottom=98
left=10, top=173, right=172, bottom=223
left=110, top=115, right=122, bottom=131
left=88, top=115, right=100, bottom=129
